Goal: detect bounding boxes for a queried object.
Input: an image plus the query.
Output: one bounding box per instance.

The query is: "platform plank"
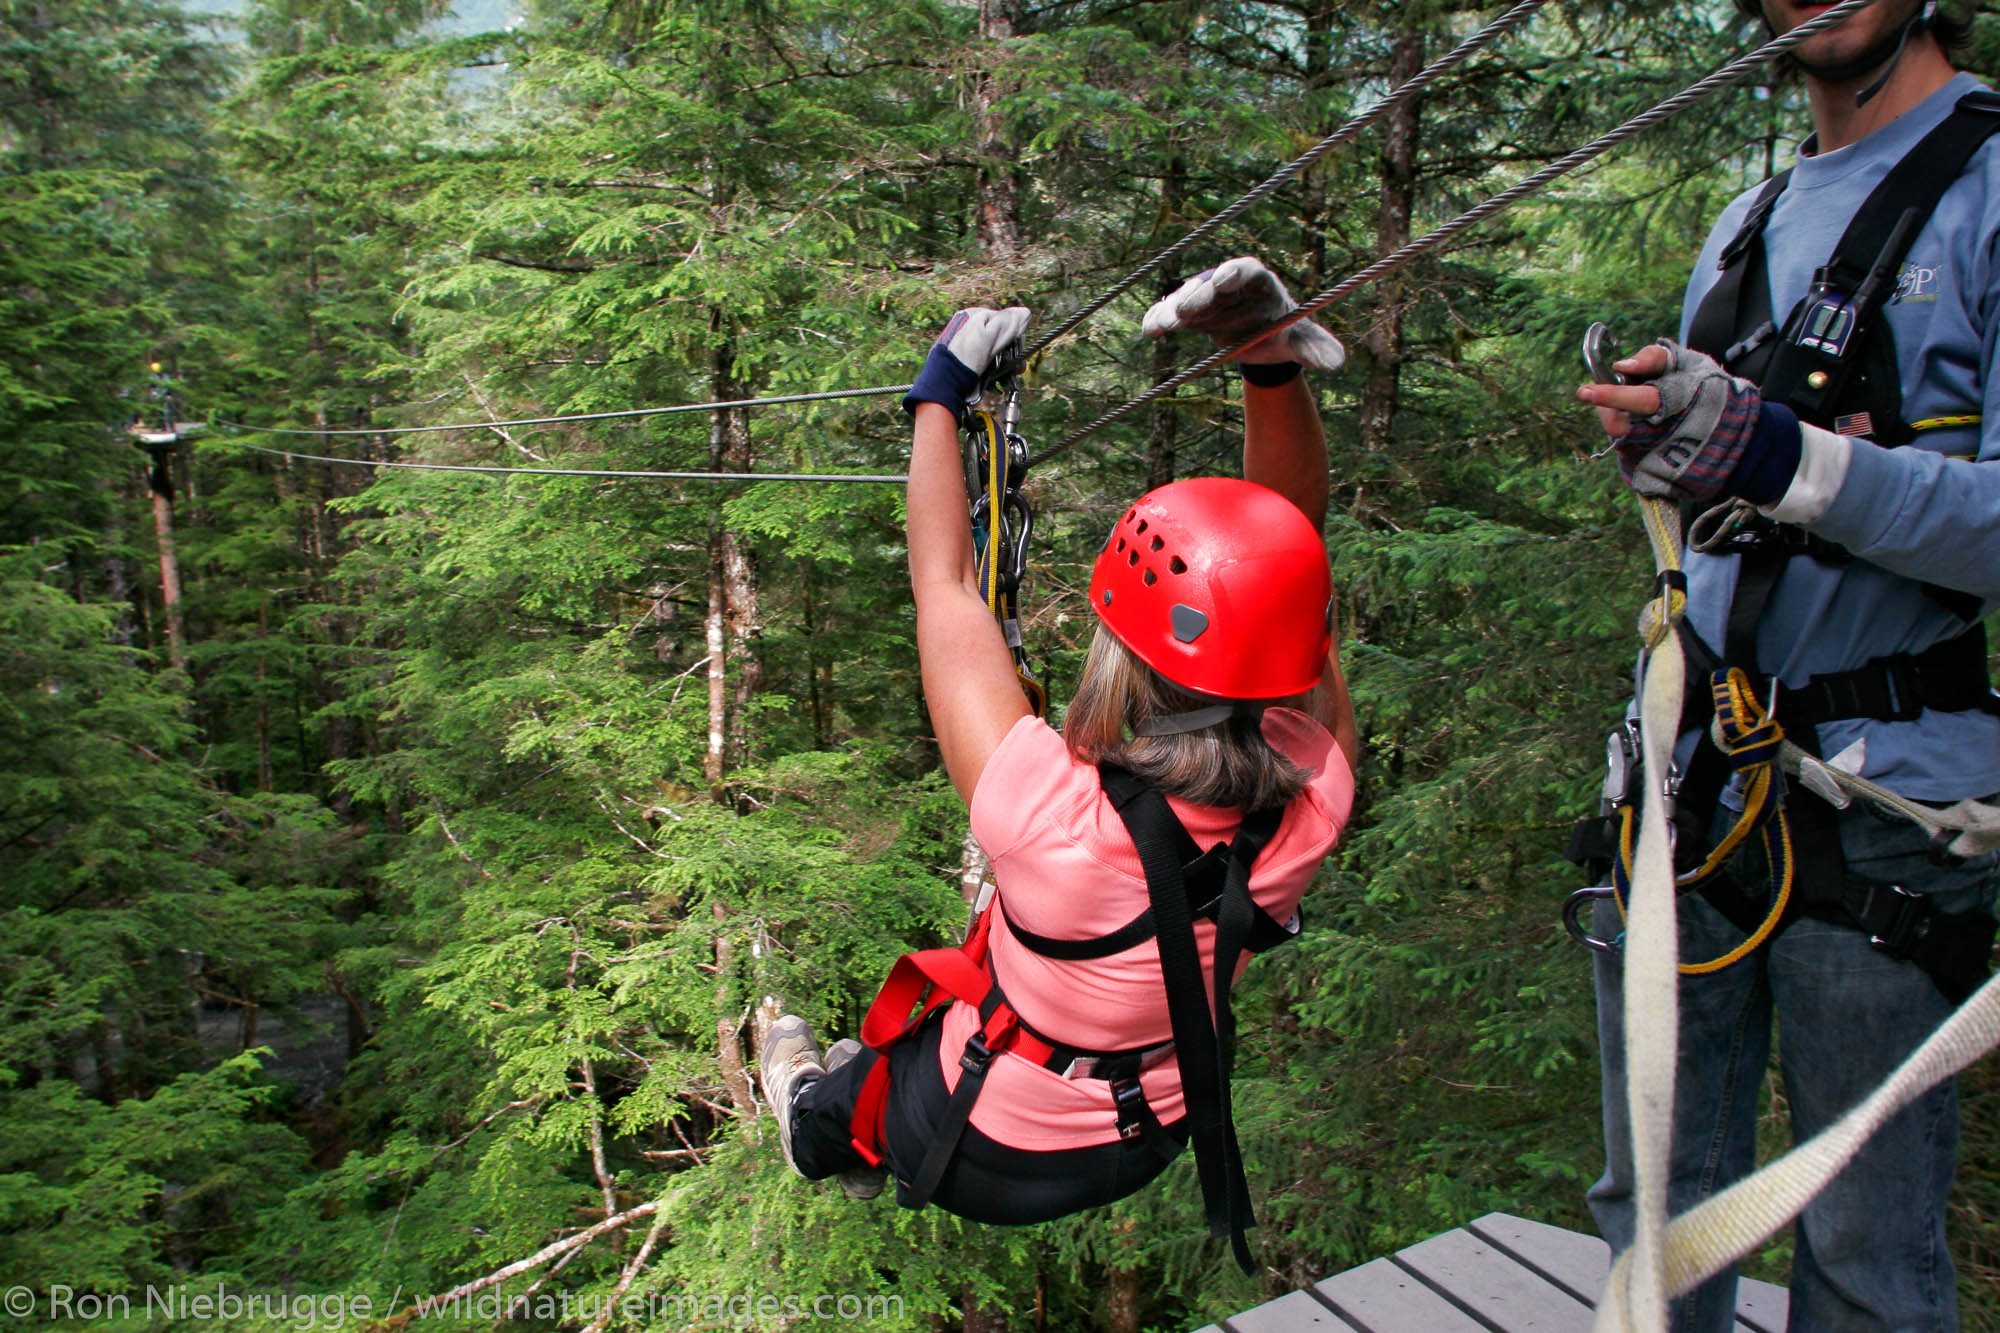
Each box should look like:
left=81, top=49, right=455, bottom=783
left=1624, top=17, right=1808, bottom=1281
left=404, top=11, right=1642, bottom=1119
left=1393, top=1227, right=1596, bottom=1333
left=1314, top=1257, right=1490, bottom=1333
left=1200, top=1212, right=1792, bottom=1333
left=1219, top=1290, right=1362, bottom=1333
left=1731, top=1277, right=1790, bottom=1333
left=1465, top=1213, right=1611, bottom=1305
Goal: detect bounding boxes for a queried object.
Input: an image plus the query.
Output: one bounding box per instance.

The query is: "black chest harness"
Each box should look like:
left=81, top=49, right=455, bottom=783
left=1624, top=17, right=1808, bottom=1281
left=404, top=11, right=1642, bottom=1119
left=851, top=764, right=1299, bottom=1273
left=1569, top=92, right=2000, bottom=1000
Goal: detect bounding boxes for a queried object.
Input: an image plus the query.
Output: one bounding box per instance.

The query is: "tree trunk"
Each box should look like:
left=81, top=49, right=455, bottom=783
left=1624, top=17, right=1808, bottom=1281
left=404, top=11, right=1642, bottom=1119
left=974, top=0, right=1021, bottom=263
left=1298, top=0, right=1343, bottom=281
left=705, top=544, right=728, bottom=800
left=709, top=320, right=761, bottom=786
left=713, top=901, right=756, bottom=1116
left=145, top=445, right=187, bottom=672
left=256, top=600, right=274, bottom=793
left=1358, top=24, right=1424, bottom=457
left=99, top=475, right=134, bottom=648
left=962, top=1283, right=1008, bottom=1333
left=1104, top=1212, right=1141, bottom=1333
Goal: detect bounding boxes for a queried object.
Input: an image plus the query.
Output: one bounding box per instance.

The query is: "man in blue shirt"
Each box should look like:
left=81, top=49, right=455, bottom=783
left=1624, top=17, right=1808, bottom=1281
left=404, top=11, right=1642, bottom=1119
left=1578, top=2, right=2000, bottom=1327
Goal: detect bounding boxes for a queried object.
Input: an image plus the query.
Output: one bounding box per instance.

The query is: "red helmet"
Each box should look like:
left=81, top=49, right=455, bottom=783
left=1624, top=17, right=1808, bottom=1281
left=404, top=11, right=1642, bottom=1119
left=1088, top=478, right=1332, bottom=700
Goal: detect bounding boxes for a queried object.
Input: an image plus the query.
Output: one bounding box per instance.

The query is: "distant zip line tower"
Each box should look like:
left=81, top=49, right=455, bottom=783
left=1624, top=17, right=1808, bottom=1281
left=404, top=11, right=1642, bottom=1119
left=128, top=362, right=200, bottom=671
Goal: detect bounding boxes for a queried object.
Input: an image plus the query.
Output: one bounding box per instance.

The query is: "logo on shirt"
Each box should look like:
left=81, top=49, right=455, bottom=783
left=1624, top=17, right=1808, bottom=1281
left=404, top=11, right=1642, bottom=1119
left=1892, top=260, right=1941, bottom=304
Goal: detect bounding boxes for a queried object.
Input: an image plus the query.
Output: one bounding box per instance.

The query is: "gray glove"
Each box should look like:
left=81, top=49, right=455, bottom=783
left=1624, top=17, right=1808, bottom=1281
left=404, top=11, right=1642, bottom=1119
left=1141, top=257, right=1346, bottom=371
left=904, top=306, right=1031, bottom=419
left=1616, top=341, right=1769, bottom=503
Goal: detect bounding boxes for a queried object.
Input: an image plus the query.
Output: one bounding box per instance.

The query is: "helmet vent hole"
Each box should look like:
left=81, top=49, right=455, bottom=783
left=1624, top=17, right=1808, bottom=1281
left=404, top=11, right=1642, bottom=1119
left=1136, top=519, right=1149, bottom=535
left=1150, top=536, right=1164, bottom=552
left=1143, top=569, right=1156, bottom=586
left=1116, top=537, right=1126, bottom=553
left=1169, top=556, right=1187, bottom=575
left=1128, top=550, right=1139, bottom=566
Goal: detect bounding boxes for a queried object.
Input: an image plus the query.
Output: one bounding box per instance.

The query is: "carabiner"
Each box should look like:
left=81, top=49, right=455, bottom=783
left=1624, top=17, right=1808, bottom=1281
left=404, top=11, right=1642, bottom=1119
left=1563, top=885, right=1623, bottom=954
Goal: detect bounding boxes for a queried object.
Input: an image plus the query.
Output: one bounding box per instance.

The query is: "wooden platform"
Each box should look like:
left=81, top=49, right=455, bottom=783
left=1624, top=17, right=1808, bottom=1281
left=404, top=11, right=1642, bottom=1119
left=1195, top=1213, right=1789, bottom=1333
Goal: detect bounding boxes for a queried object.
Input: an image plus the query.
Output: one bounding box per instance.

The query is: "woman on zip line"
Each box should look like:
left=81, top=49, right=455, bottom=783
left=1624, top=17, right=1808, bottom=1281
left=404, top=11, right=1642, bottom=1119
left=756, top=256, right=1359, bottom=1257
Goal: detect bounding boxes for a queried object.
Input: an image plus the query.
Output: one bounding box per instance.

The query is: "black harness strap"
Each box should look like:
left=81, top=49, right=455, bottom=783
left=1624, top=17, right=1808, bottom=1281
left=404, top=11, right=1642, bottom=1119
left=906, top=990, right=1010, bottom=1208
left=1686, top=169, right=1790, bottom=379
left=1781, top=622, right=2000, bottom=725
left=1763, top=92, right=2000, bottom=433
left=1100, top=763, right=1283, bottom=1276
left=1688, top=92, right=2000, bottom=426
left=999, top=817, right=1299, bottom=961
left=1638, top=92, right=2000, bottom=1001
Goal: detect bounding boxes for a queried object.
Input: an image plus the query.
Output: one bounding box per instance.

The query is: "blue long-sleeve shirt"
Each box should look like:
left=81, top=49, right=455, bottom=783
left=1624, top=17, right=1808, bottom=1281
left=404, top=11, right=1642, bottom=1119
left=1677, top=71, right=2000, bottom=801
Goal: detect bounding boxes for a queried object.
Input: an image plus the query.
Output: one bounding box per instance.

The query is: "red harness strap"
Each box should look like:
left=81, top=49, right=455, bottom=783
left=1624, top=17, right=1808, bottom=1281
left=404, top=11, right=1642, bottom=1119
left=845, top=910, right=1063, bottom=1167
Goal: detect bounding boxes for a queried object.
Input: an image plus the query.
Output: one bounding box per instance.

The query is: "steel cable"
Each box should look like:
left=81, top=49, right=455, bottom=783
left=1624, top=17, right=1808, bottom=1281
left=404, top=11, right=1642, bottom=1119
left=1036, top=0, right=1881, bottom=465
left=220, top=439, right=907, bottom=484
left=202, top=384, right=913, bottom=438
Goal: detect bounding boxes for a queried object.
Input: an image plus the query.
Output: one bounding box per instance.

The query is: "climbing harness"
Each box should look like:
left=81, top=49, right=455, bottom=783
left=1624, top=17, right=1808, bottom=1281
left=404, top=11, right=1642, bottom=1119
left=845, top=763, right=1294, bottom=1273
left=963, top=344, right=1049, bottom=717
left=1571, top=85, right=2000, bottom=1001
left=1568, top=669, right=1800, bottom=976
left=1685, top=88, right=2000, bottom=450
left=1571, top=23, right=2000, bottom=1321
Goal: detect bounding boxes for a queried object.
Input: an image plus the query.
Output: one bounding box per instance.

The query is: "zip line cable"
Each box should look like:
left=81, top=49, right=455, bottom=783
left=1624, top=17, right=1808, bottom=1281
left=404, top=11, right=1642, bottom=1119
left=199, top=2, right=1547, bottom=448
left=220, top=439, right=907, bottom=484
left=202, top=384, right=914, bottom=438
left=1023, top=0, right=1549, bottom=361
left=1036, top=0, right=1882, bottom=466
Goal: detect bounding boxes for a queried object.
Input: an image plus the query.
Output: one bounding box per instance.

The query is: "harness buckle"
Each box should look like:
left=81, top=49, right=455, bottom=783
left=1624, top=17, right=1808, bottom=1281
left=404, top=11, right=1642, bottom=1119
left=1881, top=653, right=1925, bottom=722
left=1109, top=1075, right=1150, bottom=1142
left=960, top=1030, right=998, bottom=1075
left=1862, top=882, right=1934, bottom=955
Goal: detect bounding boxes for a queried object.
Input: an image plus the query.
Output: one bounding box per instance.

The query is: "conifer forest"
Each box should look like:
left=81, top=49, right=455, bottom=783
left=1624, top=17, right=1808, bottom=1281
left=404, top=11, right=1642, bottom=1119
left=8, top=0, right=2000, bottom=1329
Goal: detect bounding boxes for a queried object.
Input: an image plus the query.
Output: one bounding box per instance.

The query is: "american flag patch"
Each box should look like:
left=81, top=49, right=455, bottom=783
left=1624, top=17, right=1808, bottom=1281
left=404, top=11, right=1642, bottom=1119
left=1833, top=412, right=1875, bottom=437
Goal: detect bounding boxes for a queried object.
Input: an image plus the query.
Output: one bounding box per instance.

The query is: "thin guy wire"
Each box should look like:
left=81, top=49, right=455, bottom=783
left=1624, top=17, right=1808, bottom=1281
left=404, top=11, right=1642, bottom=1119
left=1037, top=0, right=1880, bottom=463
left=220, top=439, right=906, bottom=484
left=203, top=383, right=912, bottom=438
left=1024, top=0, right=1550, bottom=360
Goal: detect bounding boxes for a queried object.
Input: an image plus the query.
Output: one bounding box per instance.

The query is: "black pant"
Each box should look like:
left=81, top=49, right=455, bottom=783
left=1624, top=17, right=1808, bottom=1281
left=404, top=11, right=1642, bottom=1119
left=789, top=1009, right=1188, bottom=1225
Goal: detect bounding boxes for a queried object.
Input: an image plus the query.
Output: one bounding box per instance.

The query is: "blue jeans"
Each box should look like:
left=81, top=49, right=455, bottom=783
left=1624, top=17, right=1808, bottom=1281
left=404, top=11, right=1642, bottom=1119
left=1589, top=796, right=2000, bottom=1333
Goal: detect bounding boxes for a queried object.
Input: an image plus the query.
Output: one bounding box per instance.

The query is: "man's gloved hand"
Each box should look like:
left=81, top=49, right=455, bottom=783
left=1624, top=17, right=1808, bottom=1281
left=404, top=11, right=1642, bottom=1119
left=903, top=306, right=1031, bottom=420
left=1588, top=341, right=1802, bottom=506
left=1141, top=257, right=1346, bottom=379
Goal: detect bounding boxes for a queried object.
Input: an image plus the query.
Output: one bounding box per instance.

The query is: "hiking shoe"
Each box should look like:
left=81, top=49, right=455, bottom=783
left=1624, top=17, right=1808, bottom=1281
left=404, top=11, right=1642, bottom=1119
left=759, top=1015, right=824, bottom=1175
left=825, top=1039, right=886, bottom=1200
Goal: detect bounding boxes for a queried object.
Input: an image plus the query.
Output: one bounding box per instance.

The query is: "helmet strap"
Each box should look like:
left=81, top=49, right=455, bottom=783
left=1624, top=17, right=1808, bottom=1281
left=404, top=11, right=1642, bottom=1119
left=1852, top=2, right=1935, bottom=107
left=1779, top=0, right=1938, bottom=107
left=1133, top=702, right=1262, bottom=737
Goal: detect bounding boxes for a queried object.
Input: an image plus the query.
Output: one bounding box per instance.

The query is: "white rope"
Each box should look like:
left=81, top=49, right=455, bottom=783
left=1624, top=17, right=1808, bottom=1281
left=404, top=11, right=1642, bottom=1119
left=1784, top=745, right=2000, bottom=860
left=1599, top=970, right=2000, bottom=1315
left=1595, top=498, right=1691, bottom=1332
